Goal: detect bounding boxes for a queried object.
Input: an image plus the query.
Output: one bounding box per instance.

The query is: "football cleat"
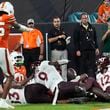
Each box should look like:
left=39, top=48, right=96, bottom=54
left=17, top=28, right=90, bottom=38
left=0, top=98, right=15, bottom=109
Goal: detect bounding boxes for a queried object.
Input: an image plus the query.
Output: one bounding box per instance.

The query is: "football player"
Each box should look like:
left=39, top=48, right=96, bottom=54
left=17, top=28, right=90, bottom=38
left=6, top=74, right=83, bottom=104
left=32, top=60, right=86, bottom=105
left=10, top=51, right=27, bottom=83
left=1, top=70, right=51, bottom=104
left=68, top=67, right=110, bottom=101
left=0, top=1, right=33, bottom=109
left=96, top=56, right=110, bottom=94
left=7, top=60, right=86, bottom=105
left=7, top=83, right=52, bottom=104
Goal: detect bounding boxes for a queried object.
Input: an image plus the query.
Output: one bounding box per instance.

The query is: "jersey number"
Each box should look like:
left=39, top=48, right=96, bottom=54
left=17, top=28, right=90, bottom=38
left=0, top=27, right=5, bottom=37
left=101, top=75, right=110, bottom=86
left=8, top=92, right=20, bottom=100
left=0, top=22, right=5, bottom=37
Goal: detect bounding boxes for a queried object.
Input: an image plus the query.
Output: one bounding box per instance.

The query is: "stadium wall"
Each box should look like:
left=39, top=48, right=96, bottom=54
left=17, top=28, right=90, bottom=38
left=0, top=0, right=103, bottom=23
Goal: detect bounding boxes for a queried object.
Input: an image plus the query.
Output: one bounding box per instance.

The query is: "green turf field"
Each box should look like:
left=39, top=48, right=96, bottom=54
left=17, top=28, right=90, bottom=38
left=5, top=102, right=110, bottom=110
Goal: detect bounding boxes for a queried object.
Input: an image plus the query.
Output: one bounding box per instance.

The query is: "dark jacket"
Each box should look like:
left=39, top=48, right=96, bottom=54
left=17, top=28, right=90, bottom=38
left=74, top=23, right=98, bottom=51
left=48, top=27, right=67, bottom=50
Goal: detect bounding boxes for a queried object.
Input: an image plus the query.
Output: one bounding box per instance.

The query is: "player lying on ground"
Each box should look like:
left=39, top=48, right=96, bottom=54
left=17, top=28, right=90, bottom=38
left=31, top=60, right=87, bottom=105
left=5, top=59, right=110, bottom=104
left=67, top=67, right=110, bottom=101
left=3, top=60, right=87, bottom=104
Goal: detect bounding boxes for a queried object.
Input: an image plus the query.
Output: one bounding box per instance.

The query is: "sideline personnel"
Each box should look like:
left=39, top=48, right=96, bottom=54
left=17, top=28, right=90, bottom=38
left=74, top=12, right=99, bottom=78
left=48, top=16, right=68, bottom=81
left=15, top=18, right=44, bottom=77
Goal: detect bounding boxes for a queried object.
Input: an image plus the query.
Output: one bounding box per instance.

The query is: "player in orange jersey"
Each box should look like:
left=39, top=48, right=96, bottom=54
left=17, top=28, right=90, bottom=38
left=0, top=1, right=33, bottom=109
left=10, top=51, right=27, bottom=83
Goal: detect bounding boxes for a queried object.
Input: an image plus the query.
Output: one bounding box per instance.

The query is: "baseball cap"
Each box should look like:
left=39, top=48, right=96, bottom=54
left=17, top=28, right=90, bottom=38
left=27, top=18, right=34, bottom=24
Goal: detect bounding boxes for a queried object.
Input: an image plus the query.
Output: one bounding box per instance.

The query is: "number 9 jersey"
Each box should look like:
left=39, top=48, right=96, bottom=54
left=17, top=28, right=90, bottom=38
left=0, top=14, right=15, bottom=48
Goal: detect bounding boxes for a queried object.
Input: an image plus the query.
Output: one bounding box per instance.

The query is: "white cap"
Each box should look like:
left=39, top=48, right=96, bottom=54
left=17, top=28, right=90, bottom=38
left=27, top=18, right=34, bottom=24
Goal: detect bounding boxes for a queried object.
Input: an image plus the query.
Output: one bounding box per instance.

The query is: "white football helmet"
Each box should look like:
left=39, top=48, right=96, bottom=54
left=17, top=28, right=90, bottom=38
left=0, top=2, right=14, bottom=15
left=10, top=51, right=24, bottom=65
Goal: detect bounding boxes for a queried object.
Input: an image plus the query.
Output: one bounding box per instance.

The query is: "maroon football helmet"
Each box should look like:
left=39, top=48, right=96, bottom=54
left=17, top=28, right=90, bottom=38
left=98, top=56, right=110, bottom=73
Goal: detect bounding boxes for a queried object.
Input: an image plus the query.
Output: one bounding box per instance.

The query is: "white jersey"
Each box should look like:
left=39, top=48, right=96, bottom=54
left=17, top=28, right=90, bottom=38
left=7, top=88, right=27, bottom=104
left=34, top=61, right=63, bottom=92
left=96, top=69, right=110, bottom=91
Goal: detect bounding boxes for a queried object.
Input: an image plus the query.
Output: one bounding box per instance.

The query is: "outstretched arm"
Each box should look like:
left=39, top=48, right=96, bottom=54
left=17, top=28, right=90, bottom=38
left=100, top=29, right=110, bottom=55
left=102, top=30, right=110, bottom=41
left=13, top=21, right=33, bottom=32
